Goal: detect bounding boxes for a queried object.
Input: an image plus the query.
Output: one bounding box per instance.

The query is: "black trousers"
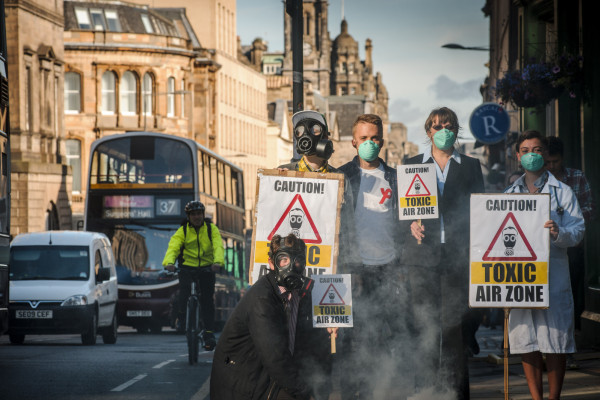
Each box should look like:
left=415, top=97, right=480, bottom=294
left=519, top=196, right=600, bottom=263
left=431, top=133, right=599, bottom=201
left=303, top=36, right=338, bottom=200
left=339, top=262, right=413, bottom=400
left=178, top=266, right=216, bottom=331
left=568, top=244, right=585, bottom=330
left=407, top=246, right=470, bottom=400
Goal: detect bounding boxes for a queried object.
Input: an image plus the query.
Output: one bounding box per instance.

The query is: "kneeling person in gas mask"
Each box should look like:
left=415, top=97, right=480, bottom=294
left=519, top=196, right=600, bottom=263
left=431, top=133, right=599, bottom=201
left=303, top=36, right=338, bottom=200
left=210, top=234, right=323, bottom=400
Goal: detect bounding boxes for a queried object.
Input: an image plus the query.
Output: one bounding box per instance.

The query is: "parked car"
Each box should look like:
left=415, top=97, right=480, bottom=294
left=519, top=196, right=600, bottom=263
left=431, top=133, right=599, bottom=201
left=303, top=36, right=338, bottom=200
left=8, top=231, right=118, bottom=345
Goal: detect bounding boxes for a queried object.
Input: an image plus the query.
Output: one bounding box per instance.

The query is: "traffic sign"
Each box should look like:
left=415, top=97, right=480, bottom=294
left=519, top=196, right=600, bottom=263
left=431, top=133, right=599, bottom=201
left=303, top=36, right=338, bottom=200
left=469, top=103, right=510, bottom=144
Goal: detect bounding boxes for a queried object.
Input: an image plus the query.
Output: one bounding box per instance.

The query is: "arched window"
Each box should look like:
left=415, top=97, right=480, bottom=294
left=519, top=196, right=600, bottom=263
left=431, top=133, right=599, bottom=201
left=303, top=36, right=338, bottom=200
left=167, top=77, right=175, bottom=117
left=101, top=71, right=116, bottom=114
left=66, top=139, right=82, bottom=192
left=142, top=73, right=153, bottom=116
left=64, top=72, right=81, bottom=114
left=119, top=71, right=137, bottom=115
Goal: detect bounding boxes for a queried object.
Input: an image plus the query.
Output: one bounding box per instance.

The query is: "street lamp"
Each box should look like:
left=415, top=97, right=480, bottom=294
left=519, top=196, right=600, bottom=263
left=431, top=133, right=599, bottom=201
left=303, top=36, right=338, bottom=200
left=441, top=43, right=489, bottom=51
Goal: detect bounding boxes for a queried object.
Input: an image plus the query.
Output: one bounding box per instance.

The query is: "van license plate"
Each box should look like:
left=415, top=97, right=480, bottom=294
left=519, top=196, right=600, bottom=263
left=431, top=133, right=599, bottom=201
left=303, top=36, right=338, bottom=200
left=16, top=310, right=53, bottom=319
left=127, top=310, right=152, bottom=317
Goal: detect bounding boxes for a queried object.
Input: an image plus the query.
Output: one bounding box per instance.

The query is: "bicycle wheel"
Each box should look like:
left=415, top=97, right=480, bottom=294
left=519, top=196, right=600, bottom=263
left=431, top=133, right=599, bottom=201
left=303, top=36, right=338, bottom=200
left=192, top=298, right=200, bottom=364
left=187, top=297, right=199, bottom=365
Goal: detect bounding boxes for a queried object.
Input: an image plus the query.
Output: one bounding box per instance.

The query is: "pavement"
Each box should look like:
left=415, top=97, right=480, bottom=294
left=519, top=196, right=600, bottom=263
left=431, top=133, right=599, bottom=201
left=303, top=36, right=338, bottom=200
left=326, top=326, right=600, bottom=399
left=469, top=325, right=600, bottom=399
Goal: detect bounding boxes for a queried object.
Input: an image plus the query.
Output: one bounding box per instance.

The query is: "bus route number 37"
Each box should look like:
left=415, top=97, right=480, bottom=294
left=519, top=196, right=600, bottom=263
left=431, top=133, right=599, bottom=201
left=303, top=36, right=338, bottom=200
left=156, top=199, right=180, bottom=216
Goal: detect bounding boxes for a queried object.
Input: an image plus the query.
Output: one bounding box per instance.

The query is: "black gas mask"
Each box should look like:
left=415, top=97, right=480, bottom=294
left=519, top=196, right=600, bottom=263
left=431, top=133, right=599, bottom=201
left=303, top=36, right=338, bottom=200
left=269, top=242, right=308, bottom=291
left=292, top=110, right=334, bottom=160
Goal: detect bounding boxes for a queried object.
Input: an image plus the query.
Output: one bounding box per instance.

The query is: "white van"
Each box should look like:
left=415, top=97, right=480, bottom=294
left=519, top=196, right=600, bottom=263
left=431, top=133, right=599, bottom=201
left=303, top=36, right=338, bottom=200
left=8, top=231, right=118, bottom=345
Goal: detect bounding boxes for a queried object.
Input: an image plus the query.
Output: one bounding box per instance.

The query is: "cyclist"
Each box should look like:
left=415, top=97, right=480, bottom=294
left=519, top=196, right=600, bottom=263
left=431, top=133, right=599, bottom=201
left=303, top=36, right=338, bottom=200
left=163, top=200, right=223, bottom=350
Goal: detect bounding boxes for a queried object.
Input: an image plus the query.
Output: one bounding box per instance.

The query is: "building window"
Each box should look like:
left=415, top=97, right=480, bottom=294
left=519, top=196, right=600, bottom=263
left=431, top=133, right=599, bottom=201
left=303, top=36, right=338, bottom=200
left=141, top=14, right=154, bottom=33
left=167, top=77, right=175, bottom=117
left=66, top=139, right=82, bottom=193
left=104, top=10, right=121, bottom=32
left=350, top=87, right=356, bottom=95
left=74, top=8, right=120, bottom=32
left=119, top=71, right=137, bottom=115
left=142, top=73, right=153, bottom=116
left=180, top=79, right=186, bottom=118
left=90, top=9, right=106, bottom=30
left=54, top=75, right=59, bottom=133
left=75, top=8, right=92, bottom=29
left=25, top=66, right=31, bottom=131
left=101, top=71, right=116, bottom=114
left=64, top=72, right=81, bottom=114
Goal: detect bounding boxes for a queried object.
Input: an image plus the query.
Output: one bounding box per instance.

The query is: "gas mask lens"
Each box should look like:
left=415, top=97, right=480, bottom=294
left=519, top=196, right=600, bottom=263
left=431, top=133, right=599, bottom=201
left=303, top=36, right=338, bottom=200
left=294, top=125, right=306, bottom=137
left=275, top=252, right=306, bottom=272
left=311, top=123, right=323, bottom=136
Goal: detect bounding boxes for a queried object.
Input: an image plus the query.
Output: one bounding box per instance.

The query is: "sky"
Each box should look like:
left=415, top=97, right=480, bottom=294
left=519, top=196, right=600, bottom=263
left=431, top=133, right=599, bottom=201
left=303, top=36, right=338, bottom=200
left=237, top=0, right=490, bottom=150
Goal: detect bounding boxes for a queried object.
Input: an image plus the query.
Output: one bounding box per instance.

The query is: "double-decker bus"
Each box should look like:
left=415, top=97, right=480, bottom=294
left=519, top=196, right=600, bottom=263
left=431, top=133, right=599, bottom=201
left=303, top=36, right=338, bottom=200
left=0, top=0, right=12, bottom=335
left=84, top=132, right=245, bottom=333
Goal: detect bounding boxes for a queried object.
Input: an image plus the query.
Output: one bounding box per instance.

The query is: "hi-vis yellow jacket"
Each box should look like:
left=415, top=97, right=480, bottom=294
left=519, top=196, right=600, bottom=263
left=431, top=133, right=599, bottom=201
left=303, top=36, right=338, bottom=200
left=162, top=222, right=224, bottom=267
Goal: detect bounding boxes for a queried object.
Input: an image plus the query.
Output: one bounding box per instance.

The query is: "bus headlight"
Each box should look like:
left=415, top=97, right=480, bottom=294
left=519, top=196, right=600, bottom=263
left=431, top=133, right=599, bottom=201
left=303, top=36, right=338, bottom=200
left=61, top=295, right=88, bottom=306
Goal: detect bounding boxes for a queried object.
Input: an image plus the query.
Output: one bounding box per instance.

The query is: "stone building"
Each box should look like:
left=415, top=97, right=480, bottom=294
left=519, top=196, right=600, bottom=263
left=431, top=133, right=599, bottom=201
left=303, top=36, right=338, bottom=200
left=244, top=1, right=395, bottom=167
left=63, top=1, right=200, bottom=225
left=283, top=0, right=331, bottom=97
left=5, top=0, right=72, bottom=234
left=91, top=0, right=269, bottom=227
left=386, top=122, right=419, bottom=167
left=328, top=19, right=389, bottom=162
left=483, top=0, right=600, bottom=344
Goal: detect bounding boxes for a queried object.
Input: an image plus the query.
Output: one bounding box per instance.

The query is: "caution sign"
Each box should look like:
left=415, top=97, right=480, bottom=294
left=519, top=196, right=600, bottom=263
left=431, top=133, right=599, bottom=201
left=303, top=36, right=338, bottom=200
left=397, top=164, right=438, bottom=220
left=268, top=194, right=322, bottom=243
left=249, top=169, right=344, bottom=284
left=470, top=194, right=550, bottom=308
left=312, top=274, right=353, bottom=328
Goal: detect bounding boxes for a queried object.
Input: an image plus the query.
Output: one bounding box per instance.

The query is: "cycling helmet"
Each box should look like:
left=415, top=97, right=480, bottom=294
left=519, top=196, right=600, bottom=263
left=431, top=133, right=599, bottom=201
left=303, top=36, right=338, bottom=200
left=185, top=200, right=205, bottom=214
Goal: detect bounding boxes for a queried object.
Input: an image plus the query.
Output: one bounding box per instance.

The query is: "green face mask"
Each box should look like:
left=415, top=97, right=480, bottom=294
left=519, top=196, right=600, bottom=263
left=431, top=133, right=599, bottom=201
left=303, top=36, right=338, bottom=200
left=358, top=140, right=380, bottom=162
left=520, top=152, right=544, bottom=172
left=433, top=128, right=456, bottom=150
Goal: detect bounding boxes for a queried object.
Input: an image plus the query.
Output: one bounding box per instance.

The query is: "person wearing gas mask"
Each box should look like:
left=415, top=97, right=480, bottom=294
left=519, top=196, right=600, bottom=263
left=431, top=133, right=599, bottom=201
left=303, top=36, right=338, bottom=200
left=210, top=234, right=330, bottom=400
left=337, top=114, right=410, bottom=399
left=400, top=107, right=484, bottom=400
left=278, top=110, right=360, bottom=275
left=504, top=130, right=584, bottom=400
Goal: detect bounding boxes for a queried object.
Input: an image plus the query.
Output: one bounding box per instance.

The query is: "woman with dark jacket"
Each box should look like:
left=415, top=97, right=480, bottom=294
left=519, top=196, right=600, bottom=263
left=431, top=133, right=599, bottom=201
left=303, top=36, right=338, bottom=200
left=210, top=234, right=329, bottom=400
left=401, top=107, right=484, bottom=400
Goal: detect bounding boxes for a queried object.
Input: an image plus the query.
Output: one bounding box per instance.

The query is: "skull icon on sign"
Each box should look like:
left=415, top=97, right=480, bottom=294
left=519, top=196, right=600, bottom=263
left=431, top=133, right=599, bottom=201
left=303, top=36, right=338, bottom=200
left=415, top=181, right=421, bottom=194
left=288, top=208, right=305, bottom=238
left=503, top=226, right=518, bottom=256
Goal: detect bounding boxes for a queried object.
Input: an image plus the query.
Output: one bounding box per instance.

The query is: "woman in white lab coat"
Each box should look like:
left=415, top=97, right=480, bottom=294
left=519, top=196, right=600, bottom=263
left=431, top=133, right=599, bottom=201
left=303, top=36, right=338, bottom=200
left=505, top=130, right=585, bottom=400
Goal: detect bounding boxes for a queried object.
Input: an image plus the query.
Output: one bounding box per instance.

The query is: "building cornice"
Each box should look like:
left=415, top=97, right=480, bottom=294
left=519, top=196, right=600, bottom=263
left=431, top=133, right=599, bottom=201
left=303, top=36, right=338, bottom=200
left=64, top=42, right=196, bottom=57
left=5, top=0, right=64, bottom=27
left=194, top=58, right=222, bottom=72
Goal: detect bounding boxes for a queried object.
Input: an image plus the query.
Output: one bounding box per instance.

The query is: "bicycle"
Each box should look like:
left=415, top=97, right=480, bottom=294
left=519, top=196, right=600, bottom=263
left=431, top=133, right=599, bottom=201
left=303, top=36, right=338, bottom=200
left=168, top=267, right=206, bottom=365
left=186, top=277, right=205, bottom=365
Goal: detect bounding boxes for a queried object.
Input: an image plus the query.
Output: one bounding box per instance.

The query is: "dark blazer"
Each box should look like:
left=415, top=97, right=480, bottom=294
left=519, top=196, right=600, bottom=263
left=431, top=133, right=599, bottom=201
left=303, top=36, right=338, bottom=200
left=338, top=156, right=398, bottom=214
left=338, top=156, right=401, bottom=241
left=399, top=152, right=485, bottom=269
left=210, top=271, right=321, bottom=400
